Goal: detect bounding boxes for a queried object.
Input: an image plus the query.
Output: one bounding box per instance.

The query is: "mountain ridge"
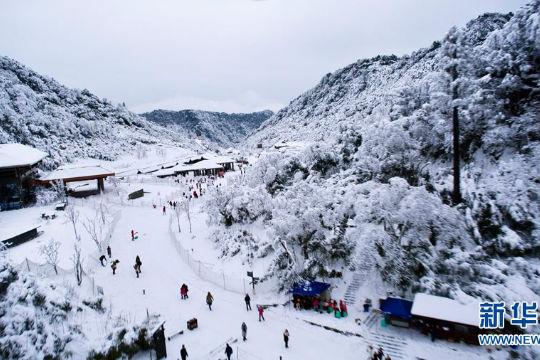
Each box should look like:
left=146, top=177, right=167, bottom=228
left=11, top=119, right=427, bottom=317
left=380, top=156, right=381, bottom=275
left=142, top=108, right=273, bottom=148
left=0, top=56, right=207, bottom=168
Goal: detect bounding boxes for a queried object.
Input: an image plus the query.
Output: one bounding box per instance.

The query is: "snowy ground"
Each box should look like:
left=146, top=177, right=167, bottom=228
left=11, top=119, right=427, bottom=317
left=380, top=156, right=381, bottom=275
left=2, top=151, right=512, bottom=360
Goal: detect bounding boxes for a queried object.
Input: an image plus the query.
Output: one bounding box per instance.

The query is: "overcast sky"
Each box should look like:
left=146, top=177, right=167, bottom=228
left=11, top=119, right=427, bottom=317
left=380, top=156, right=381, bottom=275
left=0, top=0, right=529, bottom=114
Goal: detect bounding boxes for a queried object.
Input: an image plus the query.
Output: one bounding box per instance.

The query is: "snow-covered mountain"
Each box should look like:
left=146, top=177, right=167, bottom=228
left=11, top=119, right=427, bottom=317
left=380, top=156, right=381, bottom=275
left=0, top=56, right=205, bottom=168
left=210, top=1, right=540, bottom=302
left=142, top=109, right=273, bottom=148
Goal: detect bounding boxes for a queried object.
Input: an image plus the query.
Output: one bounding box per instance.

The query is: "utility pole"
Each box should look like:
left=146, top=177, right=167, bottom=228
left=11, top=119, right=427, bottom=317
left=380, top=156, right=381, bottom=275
left=447, top=27, right=462, bottom=205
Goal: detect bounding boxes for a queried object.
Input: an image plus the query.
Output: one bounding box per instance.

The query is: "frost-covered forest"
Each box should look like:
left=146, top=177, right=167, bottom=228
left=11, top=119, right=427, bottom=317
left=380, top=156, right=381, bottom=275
left=209, top=2, right=540, bottom=303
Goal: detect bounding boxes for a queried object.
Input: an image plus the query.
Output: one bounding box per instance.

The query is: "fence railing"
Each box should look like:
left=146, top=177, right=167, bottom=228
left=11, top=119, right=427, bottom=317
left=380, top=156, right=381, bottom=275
left=14, top=257, right=100, bottom=295
left=167, top=215, right=248, bottom=295
left=12, top=209, right=121, bottom=295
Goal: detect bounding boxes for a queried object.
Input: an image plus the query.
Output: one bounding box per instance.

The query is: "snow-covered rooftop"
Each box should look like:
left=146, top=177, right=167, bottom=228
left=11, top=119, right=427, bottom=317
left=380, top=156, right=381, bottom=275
left=0, top=224, right=40, bottom=242
left=0, top=143, right=47, bottom=168
left=154, top=168, right=176, bottom=177
left=154, top=159, right=223, bottom=177
left=211, top=156, right=235, bottom=164
left=42, top=165, right=115, bottom=181
left=411, top=293, right=479, bottom=327
left=175, top=159, right=223, bottom=172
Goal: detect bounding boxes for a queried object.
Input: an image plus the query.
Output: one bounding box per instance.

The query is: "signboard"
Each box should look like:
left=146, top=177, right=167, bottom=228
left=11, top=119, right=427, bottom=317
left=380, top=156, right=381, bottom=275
left=128, top=189, right=144, bottom=200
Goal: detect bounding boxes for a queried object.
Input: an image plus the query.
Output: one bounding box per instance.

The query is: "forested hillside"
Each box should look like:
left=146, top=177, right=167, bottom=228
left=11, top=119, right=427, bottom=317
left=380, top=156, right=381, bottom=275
left=0, top=57, right=203, bottom=168
left=209, top=1, right=540, bottom=303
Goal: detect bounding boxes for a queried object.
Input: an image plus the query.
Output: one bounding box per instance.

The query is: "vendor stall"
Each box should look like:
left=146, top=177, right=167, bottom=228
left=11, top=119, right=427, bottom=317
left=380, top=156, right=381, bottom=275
left=289, top=280, right=331, bottom=310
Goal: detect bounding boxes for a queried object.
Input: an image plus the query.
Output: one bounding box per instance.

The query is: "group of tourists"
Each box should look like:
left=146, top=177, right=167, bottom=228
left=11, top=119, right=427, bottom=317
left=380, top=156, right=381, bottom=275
left=294, top=296, right=348, bottom=318
left=98, top=245, right=113, bottom=266
left=98, top=245, right=121, bottom=276
left=176, top=291, right=292, bottom=359
left=97, top=231, right=144, bottom=278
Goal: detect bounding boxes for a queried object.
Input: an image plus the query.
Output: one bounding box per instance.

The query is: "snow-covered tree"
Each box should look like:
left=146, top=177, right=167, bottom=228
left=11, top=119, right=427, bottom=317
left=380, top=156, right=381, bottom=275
left=66, top=205, right=80, bottom=241
left=182, top=197, right=192, bottom=233
left=72, top=241, right=83, bottom=286
left=39, top=238, right=61, bottom=275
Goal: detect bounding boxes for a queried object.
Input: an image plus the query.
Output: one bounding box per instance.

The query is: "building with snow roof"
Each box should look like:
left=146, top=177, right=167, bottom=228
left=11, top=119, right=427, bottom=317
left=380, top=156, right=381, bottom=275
left=155, top=159, right=224, bottom=178
left=212, top=155, right=235, bottom=171
left=0, top=143, right=48, bottom=210
left=410, top=293, right=482, bottom=344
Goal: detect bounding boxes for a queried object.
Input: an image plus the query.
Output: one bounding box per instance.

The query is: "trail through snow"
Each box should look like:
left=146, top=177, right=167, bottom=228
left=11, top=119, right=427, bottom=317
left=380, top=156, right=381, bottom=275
left=92, top=205, right=361, bottom=359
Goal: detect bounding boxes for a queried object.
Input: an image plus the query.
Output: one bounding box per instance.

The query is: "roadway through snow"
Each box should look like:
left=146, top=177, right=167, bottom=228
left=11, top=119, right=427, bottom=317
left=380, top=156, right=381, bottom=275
left=92, top=205, right=362, bottom=360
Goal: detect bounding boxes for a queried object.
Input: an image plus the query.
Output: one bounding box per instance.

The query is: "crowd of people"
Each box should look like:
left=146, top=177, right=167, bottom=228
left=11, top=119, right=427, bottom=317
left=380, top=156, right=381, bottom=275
left=293, top=296, right=349, bottom=318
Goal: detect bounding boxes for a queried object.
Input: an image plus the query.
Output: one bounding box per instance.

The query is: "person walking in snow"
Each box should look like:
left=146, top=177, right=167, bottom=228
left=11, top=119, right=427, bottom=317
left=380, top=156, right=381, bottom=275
left=99, top=255, right=107, bottom=266
left=107, top=245, right=111, bottom=259
left=225, top=343, right=233, bottom=360
left=244, top=293, right=251, bottom=311
left=206, top=292, right=214, bottom=310
left=180, top=284, right=189, bottom=299
left=134, top=256, right=142, bottom=278
left=162, top=205, right=166, bottom=215
left=180, top=344, right=188, bottom=360
left=131, top=229, right=136, bottom=241
left=283, top=329, right=290, bottom=348
left=258, top=305, right=265, bottom=321
left=241, top=322, right=247, bottom=341
left=111, top=259, right=119, bottom=275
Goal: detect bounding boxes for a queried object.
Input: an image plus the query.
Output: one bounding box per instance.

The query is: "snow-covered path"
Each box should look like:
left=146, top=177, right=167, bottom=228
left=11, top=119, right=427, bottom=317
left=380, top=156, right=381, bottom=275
left=92, top=205, right=363, bottom=359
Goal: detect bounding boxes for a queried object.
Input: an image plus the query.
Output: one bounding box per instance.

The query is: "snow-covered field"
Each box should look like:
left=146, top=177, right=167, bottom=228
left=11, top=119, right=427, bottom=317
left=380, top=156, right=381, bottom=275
left=0, top=151, right=512, bottom=360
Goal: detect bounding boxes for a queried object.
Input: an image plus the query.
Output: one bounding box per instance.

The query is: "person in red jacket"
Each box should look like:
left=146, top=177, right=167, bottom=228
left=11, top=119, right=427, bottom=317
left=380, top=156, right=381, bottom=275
left=312, top=297, right=320, bottom=312
left=340, top=300, right=348, bottom=317
left=258, top=305, right=265, bottom=321
left=180, top=284, right=189, bottom=299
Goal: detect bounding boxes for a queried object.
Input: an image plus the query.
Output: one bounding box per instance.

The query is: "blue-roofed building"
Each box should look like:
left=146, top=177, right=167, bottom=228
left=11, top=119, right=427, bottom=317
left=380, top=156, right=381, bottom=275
left=379, top=297, right=414, bottom=327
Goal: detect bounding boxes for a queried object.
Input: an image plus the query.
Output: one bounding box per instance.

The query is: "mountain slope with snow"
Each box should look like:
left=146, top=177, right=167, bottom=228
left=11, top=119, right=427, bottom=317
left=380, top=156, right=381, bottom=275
left=142, top=109, right=273, bottom=148
left=211, top=1, right=540, bottom=302
left=0, top=56, right=205, bottom=168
